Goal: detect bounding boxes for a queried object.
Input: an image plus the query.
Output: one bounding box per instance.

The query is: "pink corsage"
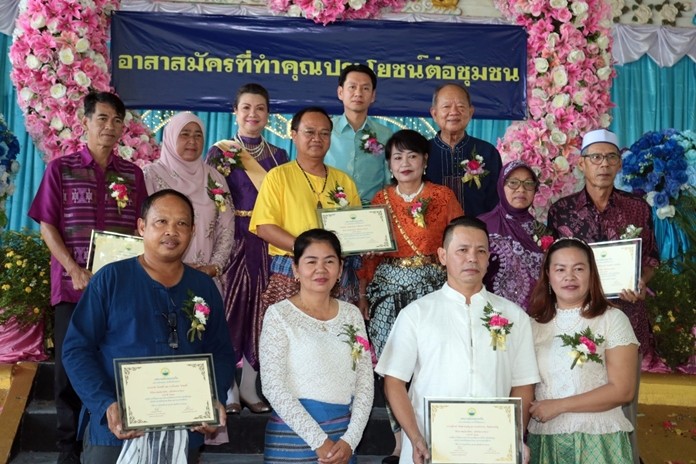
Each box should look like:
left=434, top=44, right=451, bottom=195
left=481, top=302, right=513, bottom=351
left=206, top=174, right=230, bottom=213
left=182, top=290, right=211, bottom=342
left=107, top=174, right=129, bottom=213
left=360, top=128, right=384, bottom=156
left=340, top=323, right=370, bottom=371
left=409, top=197, right=431, bottom=228
left=460, top=147, right=489, bottom=189
left=557, top=327, right=605, bottom=369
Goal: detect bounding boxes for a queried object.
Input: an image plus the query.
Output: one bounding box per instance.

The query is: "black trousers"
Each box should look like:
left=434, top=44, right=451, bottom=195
left=54, top=302, right=82, bottom=453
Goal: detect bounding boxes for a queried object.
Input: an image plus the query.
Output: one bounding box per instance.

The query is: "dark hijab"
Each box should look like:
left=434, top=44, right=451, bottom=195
left=478, top=160, right=540, bottom=252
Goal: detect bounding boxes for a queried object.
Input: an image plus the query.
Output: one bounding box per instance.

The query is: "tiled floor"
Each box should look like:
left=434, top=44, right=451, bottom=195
left=10, top=452, right=385, bottom=463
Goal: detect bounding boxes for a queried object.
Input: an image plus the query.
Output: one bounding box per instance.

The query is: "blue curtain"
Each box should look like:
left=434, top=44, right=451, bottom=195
left=3, top=29, right=696, bottom=232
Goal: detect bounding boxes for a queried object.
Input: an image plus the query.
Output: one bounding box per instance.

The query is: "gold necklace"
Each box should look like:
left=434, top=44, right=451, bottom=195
left=297, top=161, right=328, bottom=208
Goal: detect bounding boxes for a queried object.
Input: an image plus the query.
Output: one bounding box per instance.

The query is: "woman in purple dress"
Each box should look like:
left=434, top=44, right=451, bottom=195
left=478, top=160, right=555, bottom=311
left=207, top=83, right=289, bottom=414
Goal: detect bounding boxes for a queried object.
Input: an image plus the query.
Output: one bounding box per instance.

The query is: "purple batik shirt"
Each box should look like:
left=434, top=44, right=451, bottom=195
left=548, top=188, right=660, bottom=351
left=28, top=146, right=147, bottom=305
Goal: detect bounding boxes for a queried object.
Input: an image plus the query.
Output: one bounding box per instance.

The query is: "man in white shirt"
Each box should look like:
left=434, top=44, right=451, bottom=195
left=375, top=216, right=540, bottom=464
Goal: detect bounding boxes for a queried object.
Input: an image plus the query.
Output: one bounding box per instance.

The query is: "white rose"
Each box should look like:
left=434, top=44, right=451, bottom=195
left=609, top=0, right=625, bottom=18
left=11, top=161, right=20, bottom=173
left=571, top=1, right=588, bottom=16
left=599, top=18, right=613, bottom=28
left=75, top=38, right=90, bottom=53
left=58, top=48, right=74, bottom=65
left=287, top=5, right=303, bottom=16
left=511, top=141, right=524, bottom=152
left=534, top=58, right=549, bottom=73
left=49, top=117, right=64, bottom=130
left=532, top=88, right=549, bottom=101
left=140, top=134, right=150, bottom=143
left=656, top=205, right=675, bottom=219
left=550, top=130, right=568, bottom=146
left=572, top=90, right=586, bottom=105
left=19, top=87, right=35, bottom=102
left=597, top=66, right=612, bottom=80
left=118, top=145, right=134, bottom=159
left=600, top=113, right=612, bottom=128
left=552, top=67, right=568, bottom=87
left=348, top=0, right=366, bottom=10
left=645, top=191, right=656, bottom=207
left=634, top=4, right=652, bottom=24
left=544, top=114, right=556, bottom=129
left=660, top=4, right=678, bottom=23
left=46, top=19, right=59, bottom=33
left=313, top=0, right=324, bottom=13
left=597, top=35, right=610, bottom=51
left=124, top=111, right=134, bottom=123
left=59, top=128, right=72, bottom=139
left=30, top=14, right=46, bottom=29
left=552, top=93, right=570, bottom=108
left=25, top=54, right=41, bottom=70
left=547, top=33, right=559, bottom=48
left=553, top=155, right=570, bottom=172
left=550, top=0, right=567, bottom=9
left=50, top=83, right=67, bottom=99
left=74, top=71, right=91, bottom=87
left=568, top=50, right=585, bottom=64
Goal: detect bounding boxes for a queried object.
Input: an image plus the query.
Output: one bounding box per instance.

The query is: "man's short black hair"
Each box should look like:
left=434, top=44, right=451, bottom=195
left=338, top=64, right=377, bottom=90
left=84, top=91, right=126, bottom=119
left=290, top=107, right=333, bottom=132
left=140, top=189, right=194, bottom=225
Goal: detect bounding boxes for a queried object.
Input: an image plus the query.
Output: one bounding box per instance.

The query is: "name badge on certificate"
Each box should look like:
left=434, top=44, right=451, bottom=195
left=114, top=354, right=220, bottom=431
left=425, top=397, right=523, bottom=464
left=87, top=230, right=144, bottom=274
left=317, top=205, right=397, bottom=255
left=589, top=238, right=641, bottom=299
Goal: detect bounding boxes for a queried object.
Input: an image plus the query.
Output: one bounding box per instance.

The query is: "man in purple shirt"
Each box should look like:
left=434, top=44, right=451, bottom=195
left=547, top=129, right=659, bottom=464
left=28, top=91, right=146, bottom=464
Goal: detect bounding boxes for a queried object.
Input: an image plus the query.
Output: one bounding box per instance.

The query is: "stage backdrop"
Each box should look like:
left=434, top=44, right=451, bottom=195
left=111, top=12, right=527, bottom=120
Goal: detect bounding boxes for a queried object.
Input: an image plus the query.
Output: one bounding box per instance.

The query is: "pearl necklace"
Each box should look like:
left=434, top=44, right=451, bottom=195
left=553, top=305, right=585, bottom=332
left=234, top=134, right=268, bottom=159
left=395, top=182, right=424, bottom=202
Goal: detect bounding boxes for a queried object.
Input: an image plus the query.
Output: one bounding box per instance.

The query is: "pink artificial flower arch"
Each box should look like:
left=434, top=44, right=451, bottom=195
left=494, top=0, right=616, bottom=220
left=9, top=0, right=159, bottom=165
left=269, top=0, right=407, bottom=26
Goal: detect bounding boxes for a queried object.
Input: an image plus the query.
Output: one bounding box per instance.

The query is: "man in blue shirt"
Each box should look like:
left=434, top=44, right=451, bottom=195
left=325, top=64, right=393, bottom=205
left=428, top=83, right=502, bottom=218
left=63, top=189, right=235, bottom=464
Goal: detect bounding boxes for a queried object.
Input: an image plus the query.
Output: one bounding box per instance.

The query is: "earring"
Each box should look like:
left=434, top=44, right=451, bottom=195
left=548, top=283, right=552, bottom=295
left=390, top=171, right=394, bottom=179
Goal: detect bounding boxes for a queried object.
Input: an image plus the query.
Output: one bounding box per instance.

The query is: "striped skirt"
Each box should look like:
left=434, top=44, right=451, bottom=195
left=264, top=399, right=356, bottom=464
left=528, top=431, right=632, bottom=464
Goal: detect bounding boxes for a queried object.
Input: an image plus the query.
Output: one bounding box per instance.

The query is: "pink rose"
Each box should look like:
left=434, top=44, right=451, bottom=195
left=468, top=160, right=481, bottom=170
left=211, top=188, right=225, bottom=195
left=194, top=303, right=210, bottom=316
left=540, top=235, right=554, bottom=251
left=355, top=335, right=370, bottom=351
left=579, top=336, right=597, bottom=353
left=489, top=314, right=509, bottom=328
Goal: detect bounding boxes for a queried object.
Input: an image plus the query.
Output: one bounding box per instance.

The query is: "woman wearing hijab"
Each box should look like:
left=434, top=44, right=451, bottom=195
left=143, top=112, right=235, bottom=292
left=478, top=160, right=554, bottom=311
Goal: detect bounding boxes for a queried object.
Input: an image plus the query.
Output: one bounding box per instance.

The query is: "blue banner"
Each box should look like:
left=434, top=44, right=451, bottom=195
left=111, top=12, right=527, bottom=119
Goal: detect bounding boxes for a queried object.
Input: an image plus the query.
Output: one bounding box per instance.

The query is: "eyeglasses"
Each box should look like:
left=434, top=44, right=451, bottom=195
left=582, top=153, right=621, bottom=166
left=163, top=312, right=179, bottom=350
left=504, top=179, right=538, bottom=191
left=299, top=129, right=331, bottom=140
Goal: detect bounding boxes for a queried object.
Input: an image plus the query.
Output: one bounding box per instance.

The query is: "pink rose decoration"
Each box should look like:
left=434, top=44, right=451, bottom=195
left=579, top=336, right=597, bottom=354
left=540, top=235, right=554, bottom=251
left=355, top=335, right=371, bottom=351
left=490, top=314, right=510, bottom=328
left=195, top=303, right=210, bottom=316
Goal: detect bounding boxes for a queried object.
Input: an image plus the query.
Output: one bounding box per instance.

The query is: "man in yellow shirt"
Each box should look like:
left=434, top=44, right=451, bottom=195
left=250, top=107, right=361, bottom=309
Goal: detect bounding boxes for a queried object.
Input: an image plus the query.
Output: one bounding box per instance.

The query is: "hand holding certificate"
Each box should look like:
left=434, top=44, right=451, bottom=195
left=114, top=354, right=220, bottom=431
left=317, top=205, right=397, bottom=255
left=425, top=398, right=523, bottom=464
left=589, top=239, right=642, bottom=299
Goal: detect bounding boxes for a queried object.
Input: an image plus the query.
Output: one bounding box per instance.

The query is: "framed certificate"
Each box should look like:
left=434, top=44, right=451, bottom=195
left=317, top=205, right=397, bottom=255
left=114, top=354, right=220, bottom=431
left=87, top=230, right=144, bottom=273
left=425, top=397, right=523, bottom=464
left=589, top=238, right=641, bottom=299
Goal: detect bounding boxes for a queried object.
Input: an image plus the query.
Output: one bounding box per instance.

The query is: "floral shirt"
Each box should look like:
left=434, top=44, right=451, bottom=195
left=548, top=188, right=660, bottom=352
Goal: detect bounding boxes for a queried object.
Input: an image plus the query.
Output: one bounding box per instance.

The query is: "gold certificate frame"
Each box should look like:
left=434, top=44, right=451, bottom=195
left=87, top=230, right=144, bottom=274
left=317, top=205, right=397, bottom=255
left=114, top=354, right=219, bottom=431
left=589, top=238, right=642, bottom=299
left=425, top=397, right=523, bottom=464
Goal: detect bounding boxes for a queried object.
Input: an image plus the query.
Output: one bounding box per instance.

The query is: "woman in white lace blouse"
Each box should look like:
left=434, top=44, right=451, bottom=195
left=260, top=229, right=374, bottom=464
left=526, top=237, right=639, bottom=463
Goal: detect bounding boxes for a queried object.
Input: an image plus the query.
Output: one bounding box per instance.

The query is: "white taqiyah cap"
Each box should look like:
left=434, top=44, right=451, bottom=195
left=581, top=129, right=619, bottom=151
